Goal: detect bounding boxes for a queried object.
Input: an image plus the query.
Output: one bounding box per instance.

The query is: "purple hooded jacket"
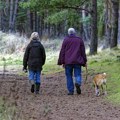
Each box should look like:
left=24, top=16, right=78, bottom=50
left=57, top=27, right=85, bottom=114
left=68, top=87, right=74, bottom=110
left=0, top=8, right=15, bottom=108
left=58, top=34, right=87, bottom=66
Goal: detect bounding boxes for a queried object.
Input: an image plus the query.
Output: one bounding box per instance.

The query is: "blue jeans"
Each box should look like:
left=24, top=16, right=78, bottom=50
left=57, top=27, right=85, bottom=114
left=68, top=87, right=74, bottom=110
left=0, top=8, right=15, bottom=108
left=28, top=70, right=41, bottom=84
left=65, top=64, right=82, bottom=93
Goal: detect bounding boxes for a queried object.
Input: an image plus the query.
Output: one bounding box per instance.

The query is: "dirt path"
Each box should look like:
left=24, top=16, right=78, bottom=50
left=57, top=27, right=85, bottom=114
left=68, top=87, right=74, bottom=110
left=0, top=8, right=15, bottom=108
left=0, top=72, right=120, bottom=120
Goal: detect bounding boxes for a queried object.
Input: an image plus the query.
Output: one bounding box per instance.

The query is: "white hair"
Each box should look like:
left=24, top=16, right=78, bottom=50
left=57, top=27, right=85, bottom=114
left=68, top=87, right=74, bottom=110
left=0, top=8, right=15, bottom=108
left=68, top=28, right=76, bottom=35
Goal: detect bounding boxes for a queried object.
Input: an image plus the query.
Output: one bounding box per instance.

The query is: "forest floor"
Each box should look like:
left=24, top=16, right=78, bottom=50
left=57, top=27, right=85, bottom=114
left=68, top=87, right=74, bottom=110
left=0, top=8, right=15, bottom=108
left=0, top=70, right=120, bottom=120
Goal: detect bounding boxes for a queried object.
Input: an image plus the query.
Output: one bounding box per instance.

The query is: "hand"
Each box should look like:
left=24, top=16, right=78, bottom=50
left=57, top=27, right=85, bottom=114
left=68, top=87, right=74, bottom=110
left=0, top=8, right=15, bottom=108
left=85, top=63, right=87, bottom=68
left=83, top=63, right=87, bottom=67
left=23, top=67, right=27, bottom=73
left=62, top=64, right=65, bottom=68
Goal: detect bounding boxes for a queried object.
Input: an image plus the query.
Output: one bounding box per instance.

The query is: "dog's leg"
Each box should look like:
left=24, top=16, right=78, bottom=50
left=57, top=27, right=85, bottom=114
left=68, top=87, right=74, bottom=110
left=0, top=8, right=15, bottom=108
left=95, top=86, right=97, bottom=95
left=104, top=83, right=107, bottom=95
left=101, top=84, right=104, bottom=95
left=95, top=85, right=100, bottom=96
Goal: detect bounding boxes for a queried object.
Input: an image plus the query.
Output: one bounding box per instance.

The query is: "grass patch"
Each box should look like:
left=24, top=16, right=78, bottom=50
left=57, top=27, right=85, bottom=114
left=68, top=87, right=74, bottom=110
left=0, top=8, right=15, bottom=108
left=0, top=97, right=20, bottom=120
left=0, top=51, right=63, bottom=75
left=0, top=54, right=22, bottom=66
left=42, top=51, right=63, bottom=74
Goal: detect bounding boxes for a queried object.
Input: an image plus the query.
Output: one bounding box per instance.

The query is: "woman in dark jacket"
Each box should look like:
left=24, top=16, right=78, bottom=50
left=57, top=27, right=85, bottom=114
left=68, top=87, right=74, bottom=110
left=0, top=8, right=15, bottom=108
left=23, top=32, right=46, bottom=94
left=58, top=28, right=87, bottom=95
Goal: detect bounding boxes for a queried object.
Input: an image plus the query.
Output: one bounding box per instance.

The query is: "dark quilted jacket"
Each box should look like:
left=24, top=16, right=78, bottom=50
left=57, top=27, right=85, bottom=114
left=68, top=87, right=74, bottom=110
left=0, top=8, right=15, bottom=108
left=23, top=39, right=46, bottom=71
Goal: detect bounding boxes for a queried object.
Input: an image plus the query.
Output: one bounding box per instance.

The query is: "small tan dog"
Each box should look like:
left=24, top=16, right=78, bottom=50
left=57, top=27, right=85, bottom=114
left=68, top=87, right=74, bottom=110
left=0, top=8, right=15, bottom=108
left=93, top=73, right=107, bottom=96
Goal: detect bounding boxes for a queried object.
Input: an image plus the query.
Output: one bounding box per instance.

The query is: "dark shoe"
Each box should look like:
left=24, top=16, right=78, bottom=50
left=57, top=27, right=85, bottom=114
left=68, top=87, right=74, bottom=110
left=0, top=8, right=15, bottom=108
left=31, top=84, right=35, bottom=93
left=35, top=83, right=40, bottom=94
left=67, top=92, right=74, bottom=95
left=75, top=83, right=81, bottom=94
left=35, top=91, right=39, bottom=94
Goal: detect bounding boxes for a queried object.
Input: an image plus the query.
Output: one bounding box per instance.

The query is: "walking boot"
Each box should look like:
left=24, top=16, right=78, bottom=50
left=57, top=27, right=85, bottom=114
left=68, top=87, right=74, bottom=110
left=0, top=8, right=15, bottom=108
left=67, top=92, right=74, bottom=95
left=30, top=80, right=35, bottom=93
left=35, top=83, right=40, bottom=94
left=31, top=84, right=35, bottom=93
left=75, top=83, right=81, bottom=94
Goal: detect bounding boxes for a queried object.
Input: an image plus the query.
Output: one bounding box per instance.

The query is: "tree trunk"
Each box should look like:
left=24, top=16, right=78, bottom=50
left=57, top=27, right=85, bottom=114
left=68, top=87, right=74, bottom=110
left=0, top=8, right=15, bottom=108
left=12, top=0, right=18, bottom=32
left=90, top=0, right=98, bottom=55
left=0, top=10, right=1, bottom=30
left=82, top=5, right=91, bottom=41
left=9, top=0, right=19, bottom=32
left=0, top=7, right=3, bottom=31
left=104, top=0, right=112, bottom=48
left=118, top=0, right=120, bottom=43
left=32, top=12, right=36, bottom=32
left=36, top=12, right=39, bottom=32
left=110, top=0, right=119, bottom=48
left=9, top=0, right=14, bottom=32
left=25, top=9, right=32, bottom=37
left=0, top=0, right=8, bottom=32
left=5, top=0, right=10, bottom=31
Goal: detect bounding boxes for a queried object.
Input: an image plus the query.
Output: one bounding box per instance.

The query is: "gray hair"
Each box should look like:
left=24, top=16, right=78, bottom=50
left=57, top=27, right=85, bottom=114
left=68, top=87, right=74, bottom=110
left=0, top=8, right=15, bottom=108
left=68, top=28, right=76, bottom=35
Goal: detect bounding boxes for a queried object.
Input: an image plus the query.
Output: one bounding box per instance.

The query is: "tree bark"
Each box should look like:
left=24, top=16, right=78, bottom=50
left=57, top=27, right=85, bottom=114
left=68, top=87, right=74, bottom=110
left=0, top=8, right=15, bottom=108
left=0, top=0, right=8, bottom=32
left=90, top=0, right=98, bottom=55
left=118, top=0, right=120, bottom=43
left=110, top=0, right=119, bottom=48
left=82, top=5, right=91, bottom=41
left=32, top=12, right=36, bottom=32
left=9, top=0, right=18, bottom=33
left=12, top=0, right=18, bottom=31
left=104, top=0, right=112, bottom=48
left=26, top=9, right=32, bottom=36
left=9, top=0, right=14, bottom=32
left=5, top=0, right=10, bottom=31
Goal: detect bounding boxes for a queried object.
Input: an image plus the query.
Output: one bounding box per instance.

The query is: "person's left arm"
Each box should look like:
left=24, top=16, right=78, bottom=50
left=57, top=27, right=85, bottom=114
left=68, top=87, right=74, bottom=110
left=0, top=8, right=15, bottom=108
left=41, top=44, right=46, bottom=65
left=80, top=40, right=87, bottom=65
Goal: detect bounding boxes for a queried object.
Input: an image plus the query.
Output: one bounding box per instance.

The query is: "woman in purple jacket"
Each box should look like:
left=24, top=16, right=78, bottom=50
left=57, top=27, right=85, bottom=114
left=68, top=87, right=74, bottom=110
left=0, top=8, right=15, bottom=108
left=58, top=28, right=87, bottom=95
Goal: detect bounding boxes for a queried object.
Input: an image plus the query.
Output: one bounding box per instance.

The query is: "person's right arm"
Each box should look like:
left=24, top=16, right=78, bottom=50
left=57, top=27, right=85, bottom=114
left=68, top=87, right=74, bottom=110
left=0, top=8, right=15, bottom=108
left=23, top=44, right=30, bottom=70
left=57, top=40, right=66, bottom=65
